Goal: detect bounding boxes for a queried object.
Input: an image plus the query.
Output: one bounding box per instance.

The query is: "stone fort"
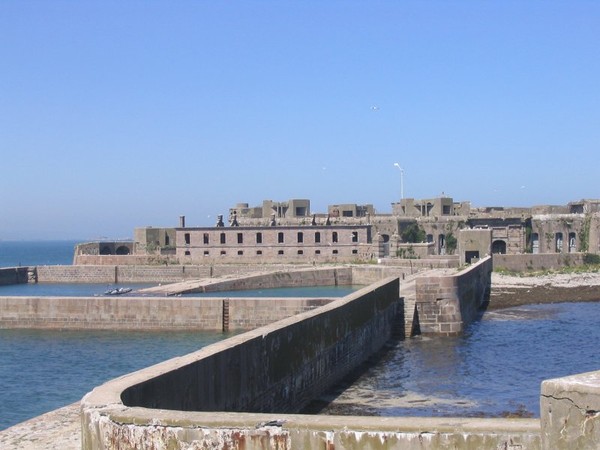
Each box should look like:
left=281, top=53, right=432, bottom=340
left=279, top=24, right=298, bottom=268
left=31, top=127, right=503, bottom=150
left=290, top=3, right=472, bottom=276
left=74, top=196, right=600, bottom=267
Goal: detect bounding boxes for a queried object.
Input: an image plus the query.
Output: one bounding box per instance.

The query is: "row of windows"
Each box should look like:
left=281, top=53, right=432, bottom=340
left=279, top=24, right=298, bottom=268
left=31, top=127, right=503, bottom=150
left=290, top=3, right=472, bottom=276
left=184, top=231, right=360, bottom=245
left=183, top=249, right=359, bottom=256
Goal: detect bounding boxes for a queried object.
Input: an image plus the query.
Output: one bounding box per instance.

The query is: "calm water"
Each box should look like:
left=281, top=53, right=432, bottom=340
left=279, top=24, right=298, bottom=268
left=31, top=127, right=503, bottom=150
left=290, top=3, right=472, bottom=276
left=318, top=302, right=600, bottom=419
left=0, top=240, right=78, bottom=267
left=0, top=329, right=234, bottom=431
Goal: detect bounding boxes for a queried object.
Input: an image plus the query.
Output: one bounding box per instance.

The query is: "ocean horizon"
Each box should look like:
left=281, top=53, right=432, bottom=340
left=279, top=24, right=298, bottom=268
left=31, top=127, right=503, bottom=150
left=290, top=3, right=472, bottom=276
left=0, top=240, right=81, bottom=267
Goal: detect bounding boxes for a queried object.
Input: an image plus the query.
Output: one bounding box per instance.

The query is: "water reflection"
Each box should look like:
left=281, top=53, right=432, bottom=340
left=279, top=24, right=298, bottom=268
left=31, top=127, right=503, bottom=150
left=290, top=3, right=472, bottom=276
left=316, top=302, right=600, bottom=418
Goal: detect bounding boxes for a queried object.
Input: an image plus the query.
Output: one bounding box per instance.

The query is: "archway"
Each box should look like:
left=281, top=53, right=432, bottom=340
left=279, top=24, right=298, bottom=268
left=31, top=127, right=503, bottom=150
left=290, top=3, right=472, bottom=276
left=492, top=240, right=507, bottom=254
left=116, top=246, right=130, bottom=255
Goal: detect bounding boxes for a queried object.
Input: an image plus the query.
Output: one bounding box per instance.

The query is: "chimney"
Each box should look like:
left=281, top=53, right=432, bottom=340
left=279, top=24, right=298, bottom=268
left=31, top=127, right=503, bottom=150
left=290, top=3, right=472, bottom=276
left=179, top=215, right=186, bottom=228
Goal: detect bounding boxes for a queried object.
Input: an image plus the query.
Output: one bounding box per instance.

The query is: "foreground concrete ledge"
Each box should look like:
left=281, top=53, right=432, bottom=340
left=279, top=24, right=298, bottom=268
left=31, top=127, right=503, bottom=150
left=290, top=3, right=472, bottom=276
left=541, top=369, right=600, bottom=450
left=81, top=401, right=542, bottom=449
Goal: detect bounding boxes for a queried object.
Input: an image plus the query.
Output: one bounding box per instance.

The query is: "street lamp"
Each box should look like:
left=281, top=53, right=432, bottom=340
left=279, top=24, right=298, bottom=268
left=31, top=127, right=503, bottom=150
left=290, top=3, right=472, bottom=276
left=393, top=163, right=404, bottom=200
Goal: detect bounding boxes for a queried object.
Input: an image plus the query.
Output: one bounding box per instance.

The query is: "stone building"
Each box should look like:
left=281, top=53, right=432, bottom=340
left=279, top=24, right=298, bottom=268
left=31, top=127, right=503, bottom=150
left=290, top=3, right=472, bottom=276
left=175, top=224, right=373, bottom=264
left=74, top=197, right=600, bottom=266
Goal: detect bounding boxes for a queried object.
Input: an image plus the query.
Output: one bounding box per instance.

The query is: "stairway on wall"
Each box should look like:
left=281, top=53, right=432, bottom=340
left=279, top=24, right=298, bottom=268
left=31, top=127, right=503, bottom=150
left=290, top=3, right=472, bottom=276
left=400, top=277, right=417, bottom=338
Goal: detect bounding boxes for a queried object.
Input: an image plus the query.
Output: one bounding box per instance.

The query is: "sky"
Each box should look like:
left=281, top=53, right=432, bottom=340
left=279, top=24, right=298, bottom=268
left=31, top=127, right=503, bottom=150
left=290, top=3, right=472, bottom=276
left=1, top=1, right=599, bottom=240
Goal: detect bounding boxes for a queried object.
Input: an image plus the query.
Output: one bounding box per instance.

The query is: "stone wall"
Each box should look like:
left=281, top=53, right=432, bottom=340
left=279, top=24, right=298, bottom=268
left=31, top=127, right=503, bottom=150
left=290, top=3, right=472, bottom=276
left=493, top=253, right=585, bottom=272
left=35, top=264, right=320, bottom=284
left=0, top=267, right=29, bottom=286
left=0, top=296, right=333, bottom=330
left=415, top=256, right=492, bottom=335
left=82, top=278, right=402, bottom=448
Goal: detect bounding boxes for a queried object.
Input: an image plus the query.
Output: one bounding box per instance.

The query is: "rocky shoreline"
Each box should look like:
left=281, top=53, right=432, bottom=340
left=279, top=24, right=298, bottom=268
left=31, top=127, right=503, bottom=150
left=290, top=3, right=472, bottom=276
left=489, top=271, right=600, bottom=309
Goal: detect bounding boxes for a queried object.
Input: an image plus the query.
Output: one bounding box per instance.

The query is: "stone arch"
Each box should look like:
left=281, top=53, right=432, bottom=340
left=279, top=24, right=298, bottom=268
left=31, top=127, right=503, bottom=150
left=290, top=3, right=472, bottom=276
left=116, top=246, right=130, bottom=255
left=100, top=246, right=112, bottom=255
left=492, top=240, right=507, bottom=254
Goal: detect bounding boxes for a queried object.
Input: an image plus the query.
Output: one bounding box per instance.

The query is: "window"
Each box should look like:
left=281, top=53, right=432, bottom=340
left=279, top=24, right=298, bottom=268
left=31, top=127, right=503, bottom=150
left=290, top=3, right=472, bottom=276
left=203, top=233, right=209, bottom=245
left=332, top=232, right=338, bottom=243
left=342, top=210, right=353, bottom=217
left=297, top=250, right=303, bottom=255
left=315, top=232, right=321, bottom=243
left=556, top=232, right=563, bottom=253
left=278, top=250, right=284, bottom=255
left=184, top=233, right=191, bottom=245
left=315, top=250, right=321, bottom=255
left=352, top=249, right=358, bottom=254
left=568, top=232, right=576, bottom=253
left=297, top=232, right=304, bottom=243
left=184, top=250, right=191, bottom=256
left=220, top=250, right=226, bottom=255
left=333, top=249, right=338, bottom=254
left=351, top=231, right=358, bottom=243
left=203, top=251, right=209, bottom=256
left=237, top=250, right=243, bottom=255
left=220, top=233, right=226, bottom=244
left=256, top=250, right=262, bottom=255
left=165, top=235, right=170, bottom=246
left=237, top=233, right=243, bottom=244
left=256, top=232, right=263, bottom=244
left=278, top=232, right=284, bottom=243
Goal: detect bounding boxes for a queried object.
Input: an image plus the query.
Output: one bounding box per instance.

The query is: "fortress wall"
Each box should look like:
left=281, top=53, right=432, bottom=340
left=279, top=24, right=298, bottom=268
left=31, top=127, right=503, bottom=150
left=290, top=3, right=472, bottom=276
left=0, top=296, right=335, bottom=331
left=196, top=267, right=353, bottom=293
left=0, top=267, right=29, bottom=286
left=228, top=298, right=333, bottom=330
left=493, top=253, right=585, bottom=272
left=0, top=296, right=223, bottom=330
left=415, top=256, right=492, bottom=335
left=34, top=264, right=319, bottom=284
left=36, top=265, right=117, bottom=283
left=82, top=278, right=403, bottom=449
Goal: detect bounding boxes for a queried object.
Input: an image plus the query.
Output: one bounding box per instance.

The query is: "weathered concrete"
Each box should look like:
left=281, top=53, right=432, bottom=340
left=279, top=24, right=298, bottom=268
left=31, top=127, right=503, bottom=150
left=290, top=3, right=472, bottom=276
left=0, top=403, right=79, bottom=450
left=541, top=369, right=600, bottom=450
left=415, top=256, right=492, bottom=335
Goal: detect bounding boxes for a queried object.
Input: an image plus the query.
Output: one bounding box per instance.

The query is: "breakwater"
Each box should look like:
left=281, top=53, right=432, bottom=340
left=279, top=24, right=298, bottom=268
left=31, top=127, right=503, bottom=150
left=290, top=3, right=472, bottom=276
left=0, top=296, right=332, bottom=331
left=82, top=278, right=403, bottom=447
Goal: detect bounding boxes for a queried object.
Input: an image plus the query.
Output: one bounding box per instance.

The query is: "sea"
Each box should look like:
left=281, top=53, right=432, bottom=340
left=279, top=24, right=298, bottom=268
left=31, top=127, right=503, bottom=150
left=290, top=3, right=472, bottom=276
left=1, top=241, right=600, bottom=431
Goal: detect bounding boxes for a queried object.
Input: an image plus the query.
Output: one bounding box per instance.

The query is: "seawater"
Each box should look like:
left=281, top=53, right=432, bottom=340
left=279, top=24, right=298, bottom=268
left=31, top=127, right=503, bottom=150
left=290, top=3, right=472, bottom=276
left=0, top=240, right=79, bottom=267
left=0, top=329, right=234, bottom=431
left=318, top=302, right=600, bottom=419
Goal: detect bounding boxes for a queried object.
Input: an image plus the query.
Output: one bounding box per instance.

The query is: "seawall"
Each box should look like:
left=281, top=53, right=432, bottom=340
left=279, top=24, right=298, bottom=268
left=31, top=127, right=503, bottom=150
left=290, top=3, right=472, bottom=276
left=0, top=296, right=333, bottom=331
left=81, top=278, right=403, bottom=448
left=415, top=256, right=492, bottom=335
left=0, top=267, right=30, bottom=286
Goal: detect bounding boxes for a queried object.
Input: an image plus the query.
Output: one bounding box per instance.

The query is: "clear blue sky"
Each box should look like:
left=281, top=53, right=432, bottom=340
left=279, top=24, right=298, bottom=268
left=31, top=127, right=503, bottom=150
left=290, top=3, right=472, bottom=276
left=1, top=1, right=599, bottom=240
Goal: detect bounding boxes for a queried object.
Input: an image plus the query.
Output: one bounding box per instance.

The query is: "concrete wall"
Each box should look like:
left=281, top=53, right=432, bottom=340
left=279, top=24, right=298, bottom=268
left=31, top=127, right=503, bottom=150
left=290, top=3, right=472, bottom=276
left=82, top=278, right=403, bottom=448
left=415, top=256, right=492, bottom=335
left=0, top=296, right=333, bottom=330
left=541, top=369, right=600, bottom=449
left=493, top=253, right=586, bottom=272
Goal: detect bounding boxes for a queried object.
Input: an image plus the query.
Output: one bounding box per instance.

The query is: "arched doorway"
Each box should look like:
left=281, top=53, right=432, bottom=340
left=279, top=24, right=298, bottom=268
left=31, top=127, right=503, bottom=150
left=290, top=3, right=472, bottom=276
left=116, top=246, right=130, bottom=255
left=492, top=240, right=507, bottom=254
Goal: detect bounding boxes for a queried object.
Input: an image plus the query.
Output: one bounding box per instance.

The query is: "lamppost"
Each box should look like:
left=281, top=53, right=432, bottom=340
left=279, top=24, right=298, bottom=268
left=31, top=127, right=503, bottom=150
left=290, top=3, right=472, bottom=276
left=393, top=162, right=404, bottom=200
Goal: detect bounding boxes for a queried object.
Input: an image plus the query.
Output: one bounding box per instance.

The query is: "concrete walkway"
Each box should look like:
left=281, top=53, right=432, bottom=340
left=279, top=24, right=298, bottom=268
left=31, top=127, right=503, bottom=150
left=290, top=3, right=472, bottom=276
left=0, top=403, right=80, bottom=450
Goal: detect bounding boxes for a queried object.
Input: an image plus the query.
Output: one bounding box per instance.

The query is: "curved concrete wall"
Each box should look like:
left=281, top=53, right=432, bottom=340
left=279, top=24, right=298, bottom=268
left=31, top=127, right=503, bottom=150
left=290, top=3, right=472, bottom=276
left=81, top=278, right=402, bottom=448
